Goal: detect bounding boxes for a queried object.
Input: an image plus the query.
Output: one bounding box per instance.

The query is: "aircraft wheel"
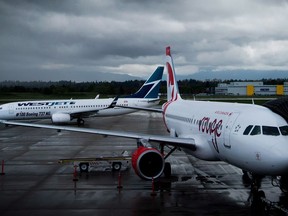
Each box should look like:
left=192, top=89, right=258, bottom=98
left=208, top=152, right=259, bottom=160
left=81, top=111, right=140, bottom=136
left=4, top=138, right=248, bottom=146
left=164, top=162, right=171, bottom=178
left=112, top=162, right=122, bottom=171
left=77, top=119, right=85, bottom=126
left=79, top=163, right=89, bottom=173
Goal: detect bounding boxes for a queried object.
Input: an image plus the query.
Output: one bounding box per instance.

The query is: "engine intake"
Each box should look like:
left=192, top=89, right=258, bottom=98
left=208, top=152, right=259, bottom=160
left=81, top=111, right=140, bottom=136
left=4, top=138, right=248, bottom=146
left=132, top=146, right=165, bottom=180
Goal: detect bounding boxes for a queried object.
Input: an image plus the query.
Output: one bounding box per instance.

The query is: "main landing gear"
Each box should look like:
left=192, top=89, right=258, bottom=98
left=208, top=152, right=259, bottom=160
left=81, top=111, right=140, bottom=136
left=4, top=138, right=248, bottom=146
left=160, top=145, right=179, bottom=178
left=77, top=118, right=85, bottom=126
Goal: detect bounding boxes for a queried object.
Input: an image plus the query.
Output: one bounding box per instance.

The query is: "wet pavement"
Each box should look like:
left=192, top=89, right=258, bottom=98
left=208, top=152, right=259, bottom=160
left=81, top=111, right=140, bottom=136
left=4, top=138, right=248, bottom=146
left=0, top=112, right=287, bottom=215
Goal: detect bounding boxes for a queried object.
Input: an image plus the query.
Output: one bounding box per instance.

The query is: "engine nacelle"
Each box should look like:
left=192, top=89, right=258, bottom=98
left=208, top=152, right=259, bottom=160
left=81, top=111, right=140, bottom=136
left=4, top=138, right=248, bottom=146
left=51, top=113, right=71, bottom=123
left=131, top=146, right=165, bottom=180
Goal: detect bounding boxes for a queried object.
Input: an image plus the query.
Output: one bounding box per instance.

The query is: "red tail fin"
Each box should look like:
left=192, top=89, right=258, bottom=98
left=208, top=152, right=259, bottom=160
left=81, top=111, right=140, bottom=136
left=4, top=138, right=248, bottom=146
left=166, top=46, right=181, bottom=101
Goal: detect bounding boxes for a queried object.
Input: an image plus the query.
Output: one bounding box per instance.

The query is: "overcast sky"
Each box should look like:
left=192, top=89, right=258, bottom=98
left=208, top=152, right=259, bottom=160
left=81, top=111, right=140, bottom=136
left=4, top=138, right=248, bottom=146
left=1, top=0, right=288, bottom=82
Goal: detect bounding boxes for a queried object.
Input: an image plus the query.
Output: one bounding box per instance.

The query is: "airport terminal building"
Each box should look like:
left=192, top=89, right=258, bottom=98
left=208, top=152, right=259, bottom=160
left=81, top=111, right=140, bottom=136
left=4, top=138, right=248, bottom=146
left=215, top=81, right=288, bottom=96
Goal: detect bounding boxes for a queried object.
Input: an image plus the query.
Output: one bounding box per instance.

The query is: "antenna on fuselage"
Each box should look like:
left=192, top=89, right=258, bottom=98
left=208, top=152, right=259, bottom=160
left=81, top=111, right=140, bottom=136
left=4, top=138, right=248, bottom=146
left=252, top=98, right=255, bottom=105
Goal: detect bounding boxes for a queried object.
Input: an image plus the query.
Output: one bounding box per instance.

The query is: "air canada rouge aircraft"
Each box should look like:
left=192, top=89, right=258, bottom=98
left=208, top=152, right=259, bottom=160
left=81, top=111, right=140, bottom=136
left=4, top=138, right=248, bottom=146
left=0, top=67, right=163, bottom=125
left=2, top=47, right=288, bottom=195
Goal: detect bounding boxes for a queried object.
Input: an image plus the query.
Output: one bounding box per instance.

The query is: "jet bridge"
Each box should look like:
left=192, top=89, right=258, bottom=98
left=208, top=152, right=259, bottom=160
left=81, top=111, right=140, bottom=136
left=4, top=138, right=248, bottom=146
left=263, top=97, right=288, bottom=123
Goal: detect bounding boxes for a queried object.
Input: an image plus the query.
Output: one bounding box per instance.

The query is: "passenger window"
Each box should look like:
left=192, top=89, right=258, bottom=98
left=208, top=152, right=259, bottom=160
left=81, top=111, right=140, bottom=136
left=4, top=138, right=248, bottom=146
left=262, top=126, right=280, bottom=136
left=250, top=125, right=261, bottom=135
left=243, top=125, right=253, bottom=135
left=280, top=126, right=288, bottom=136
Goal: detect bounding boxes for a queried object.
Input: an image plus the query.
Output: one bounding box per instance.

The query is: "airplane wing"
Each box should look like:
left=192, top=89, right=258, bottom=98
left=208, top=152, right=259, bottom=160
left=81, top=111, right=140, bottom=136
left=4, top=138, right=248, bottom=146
left=115, top=105, right=162, bottom=113
left=70, top=97, right=119, bottom=118
left=0, top=120, right=196, bottom=151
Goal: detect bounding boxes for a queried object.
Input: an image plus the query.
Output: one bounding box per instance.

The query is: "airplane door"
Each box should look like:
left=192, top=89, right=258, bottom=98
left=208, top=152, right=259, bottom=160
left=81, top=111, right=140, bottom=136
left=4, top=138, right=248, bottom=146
left=224, top=112, right=239, bottom=149
left=9, top=104, right=14, bottom=115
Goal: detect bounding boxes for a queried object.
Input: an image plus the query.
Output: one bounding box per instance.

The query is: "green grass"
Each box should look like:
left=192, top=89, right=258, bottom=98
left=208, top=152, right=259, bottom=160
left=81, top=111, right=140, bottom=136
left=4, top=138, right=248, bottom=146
left=0, top=92, right=278, bottom=105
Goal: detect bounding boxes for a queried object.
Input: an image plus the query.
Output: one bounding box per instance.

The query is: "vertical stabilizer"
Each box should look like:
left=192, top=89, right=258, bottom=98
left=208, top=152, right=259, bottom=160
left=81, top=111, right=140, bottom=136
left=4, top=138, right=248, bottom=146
left=122, top=66, right=164, bottom=99
left=166, top=46, right=181, bottom=101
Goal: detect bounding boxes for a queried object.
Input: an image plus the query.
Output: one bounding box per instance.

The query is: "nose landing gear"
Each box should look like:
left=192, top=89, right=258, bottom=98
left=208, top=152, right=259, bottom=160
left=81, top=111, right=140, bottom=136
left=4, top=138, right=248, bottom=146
left=242, top=171, right=267, bottom=215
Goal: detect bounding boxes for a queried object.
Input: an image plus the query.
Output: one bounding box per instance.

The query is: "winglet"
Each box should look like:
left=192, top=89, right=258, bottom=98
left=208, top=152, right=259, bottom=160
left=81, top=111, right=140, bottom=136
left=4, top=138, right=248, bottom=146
left=166, top=46, right=181, bottom=101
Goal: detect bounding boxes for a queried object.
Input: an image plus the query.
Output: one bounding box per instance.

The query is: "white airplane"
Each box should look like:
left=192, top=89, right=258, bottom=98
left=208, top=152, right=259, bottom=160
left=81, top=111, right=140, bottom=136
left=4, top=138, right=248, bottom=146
left=2, top=47, right=288, bottom=194
left=0, top=67, right=163, bottom=125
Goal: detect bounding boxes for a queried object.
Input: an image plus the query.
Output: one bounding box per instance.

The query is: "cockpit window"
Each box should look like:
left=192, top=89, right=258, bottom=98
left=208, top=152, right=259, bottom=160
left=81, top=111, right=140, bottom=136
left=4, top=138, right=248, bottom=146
left=280, top=126, right=288, bottom=136
left=250, top=125, right=261, bottom=136
left=262, top=126, right=280, bottom=136
left=243, top=125, right=253, bottom=135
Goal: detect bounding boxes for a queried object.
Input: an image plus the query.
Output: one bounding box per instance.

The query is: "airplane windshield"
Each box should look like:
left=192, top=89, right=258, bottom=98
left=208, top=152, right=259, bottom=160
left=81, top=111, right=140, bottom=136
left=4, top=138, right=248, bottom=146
left=262, top=126, right=280, bottom=136
left=243, top=125, right=253, bottom=135
left=243, top=125, right=288, bottom=136
left=280, top=126, right=288, bottom=136
left=250, top=125, right=261, bottom=136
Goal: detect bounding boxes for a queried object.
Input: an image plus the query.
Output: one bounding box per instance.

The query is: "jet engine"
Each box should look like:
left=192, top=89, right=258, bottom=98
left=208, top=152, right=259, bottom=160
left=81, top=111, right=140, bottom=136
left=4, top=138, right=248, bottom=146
left=131, top=146, right=165, bottom=180
left=51, top=113, right=71, bottom=123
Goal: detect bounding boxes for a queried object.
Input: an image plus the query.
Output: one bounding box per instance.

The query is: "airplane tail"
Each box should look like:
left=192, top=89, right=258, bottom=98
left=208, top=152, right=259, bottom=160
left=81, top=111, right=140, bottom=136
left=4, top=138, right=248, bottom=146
left=123, top=66, right=164, bottom=99
left=166, top=46, right=181, bottom=101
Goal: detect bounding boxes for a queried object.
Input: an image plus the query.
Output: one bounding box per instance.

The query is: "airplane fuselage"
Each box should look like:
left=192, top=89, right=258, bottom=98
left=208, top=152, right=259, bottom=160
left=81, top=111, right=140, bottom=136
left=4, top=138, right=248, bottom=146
left=163, top=99, right=288, bottom=176
left=0, top=98, right=159, bottom=121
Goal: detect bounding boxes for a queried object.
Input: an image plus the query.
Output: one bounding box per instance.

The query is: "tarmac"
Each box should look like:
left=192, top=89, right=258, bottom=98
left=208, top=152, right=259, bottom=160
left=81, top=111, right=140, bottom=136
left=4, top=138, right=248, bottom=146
left=0, top=111, right=287, bottom=216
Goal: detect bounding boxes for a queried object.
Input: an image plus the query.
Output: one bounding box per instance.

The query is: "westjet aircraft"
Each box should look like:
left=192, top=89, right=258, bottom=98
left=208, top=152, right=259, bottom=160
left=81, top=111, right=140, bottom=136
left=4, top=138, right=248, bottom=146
left=0, top=67, right=163, bottom=125
left=2, top=47, right=288, bottom=196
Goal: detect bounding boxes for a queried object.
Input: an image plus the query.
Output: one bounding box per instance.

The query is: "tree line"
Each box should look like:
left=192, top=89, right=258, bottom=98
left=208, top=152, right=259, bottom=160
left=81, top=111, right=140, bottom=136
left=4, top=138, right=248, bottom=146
left=0, top=78, right=287, bottom=96
left=0, top=80, right=217, bottom=96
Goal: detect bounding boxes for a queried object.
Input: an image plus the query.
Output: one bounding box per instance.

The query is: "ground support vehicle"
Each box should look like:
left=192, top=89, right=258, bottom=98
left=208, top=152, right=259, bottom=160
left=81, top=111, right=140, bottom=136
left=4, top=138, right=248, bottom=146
left=58, top=152, right=131, bottom=173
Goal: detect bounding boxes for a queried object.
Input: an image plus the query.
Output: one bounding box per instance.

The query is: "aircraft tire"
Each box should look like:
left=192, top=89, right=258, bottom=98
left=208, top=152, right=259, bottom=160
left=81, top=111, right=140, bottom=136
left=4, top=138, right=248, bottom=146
left=79, top=163, right=89, bottom=173
left=77, top=119, right=85, bottom=126
left=112, top=162, right=122, bottom=171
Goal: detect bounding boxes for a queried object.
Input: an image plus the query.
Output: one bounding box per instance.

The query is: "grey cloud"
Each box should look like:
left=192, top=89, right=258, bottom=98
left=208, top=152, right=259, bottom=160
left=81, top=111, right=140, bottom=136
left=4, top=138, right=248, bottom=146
left=1, top=0, right=288, bottom=81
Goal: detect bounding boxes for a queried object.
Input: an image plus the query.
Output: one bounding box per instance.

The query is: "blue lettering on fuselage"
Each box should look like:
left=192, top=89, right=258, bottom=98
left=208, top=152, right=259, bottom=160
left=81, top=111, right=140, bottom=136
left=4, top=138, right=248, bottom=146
left=17, top=101, right=76, bottom=107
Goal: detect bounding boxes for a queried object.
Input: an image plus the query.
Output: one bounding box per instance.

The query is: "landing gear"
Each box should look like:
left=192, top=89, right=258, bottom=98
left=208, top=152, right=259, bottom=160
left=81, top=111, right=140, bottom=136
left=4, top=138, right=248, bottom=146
left=250, top=189, right=266, bottom=216
left=77, top=118, right=85, bottom=126
left=163, top=162, right=171, bottom=178
left=160, top=144, right=178, bottom=178
left=244, top=172, right=267, bottom=215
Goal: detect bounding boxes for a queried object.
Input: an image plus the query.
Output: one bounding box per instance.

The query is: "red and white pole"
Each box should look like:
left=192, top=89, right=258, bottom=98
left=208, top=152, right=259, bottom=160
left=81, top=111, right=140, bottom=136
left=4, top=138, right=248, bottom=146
left=117, top=172, right=123, bottom=189
left=73, top=165, right=78, bottom=181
